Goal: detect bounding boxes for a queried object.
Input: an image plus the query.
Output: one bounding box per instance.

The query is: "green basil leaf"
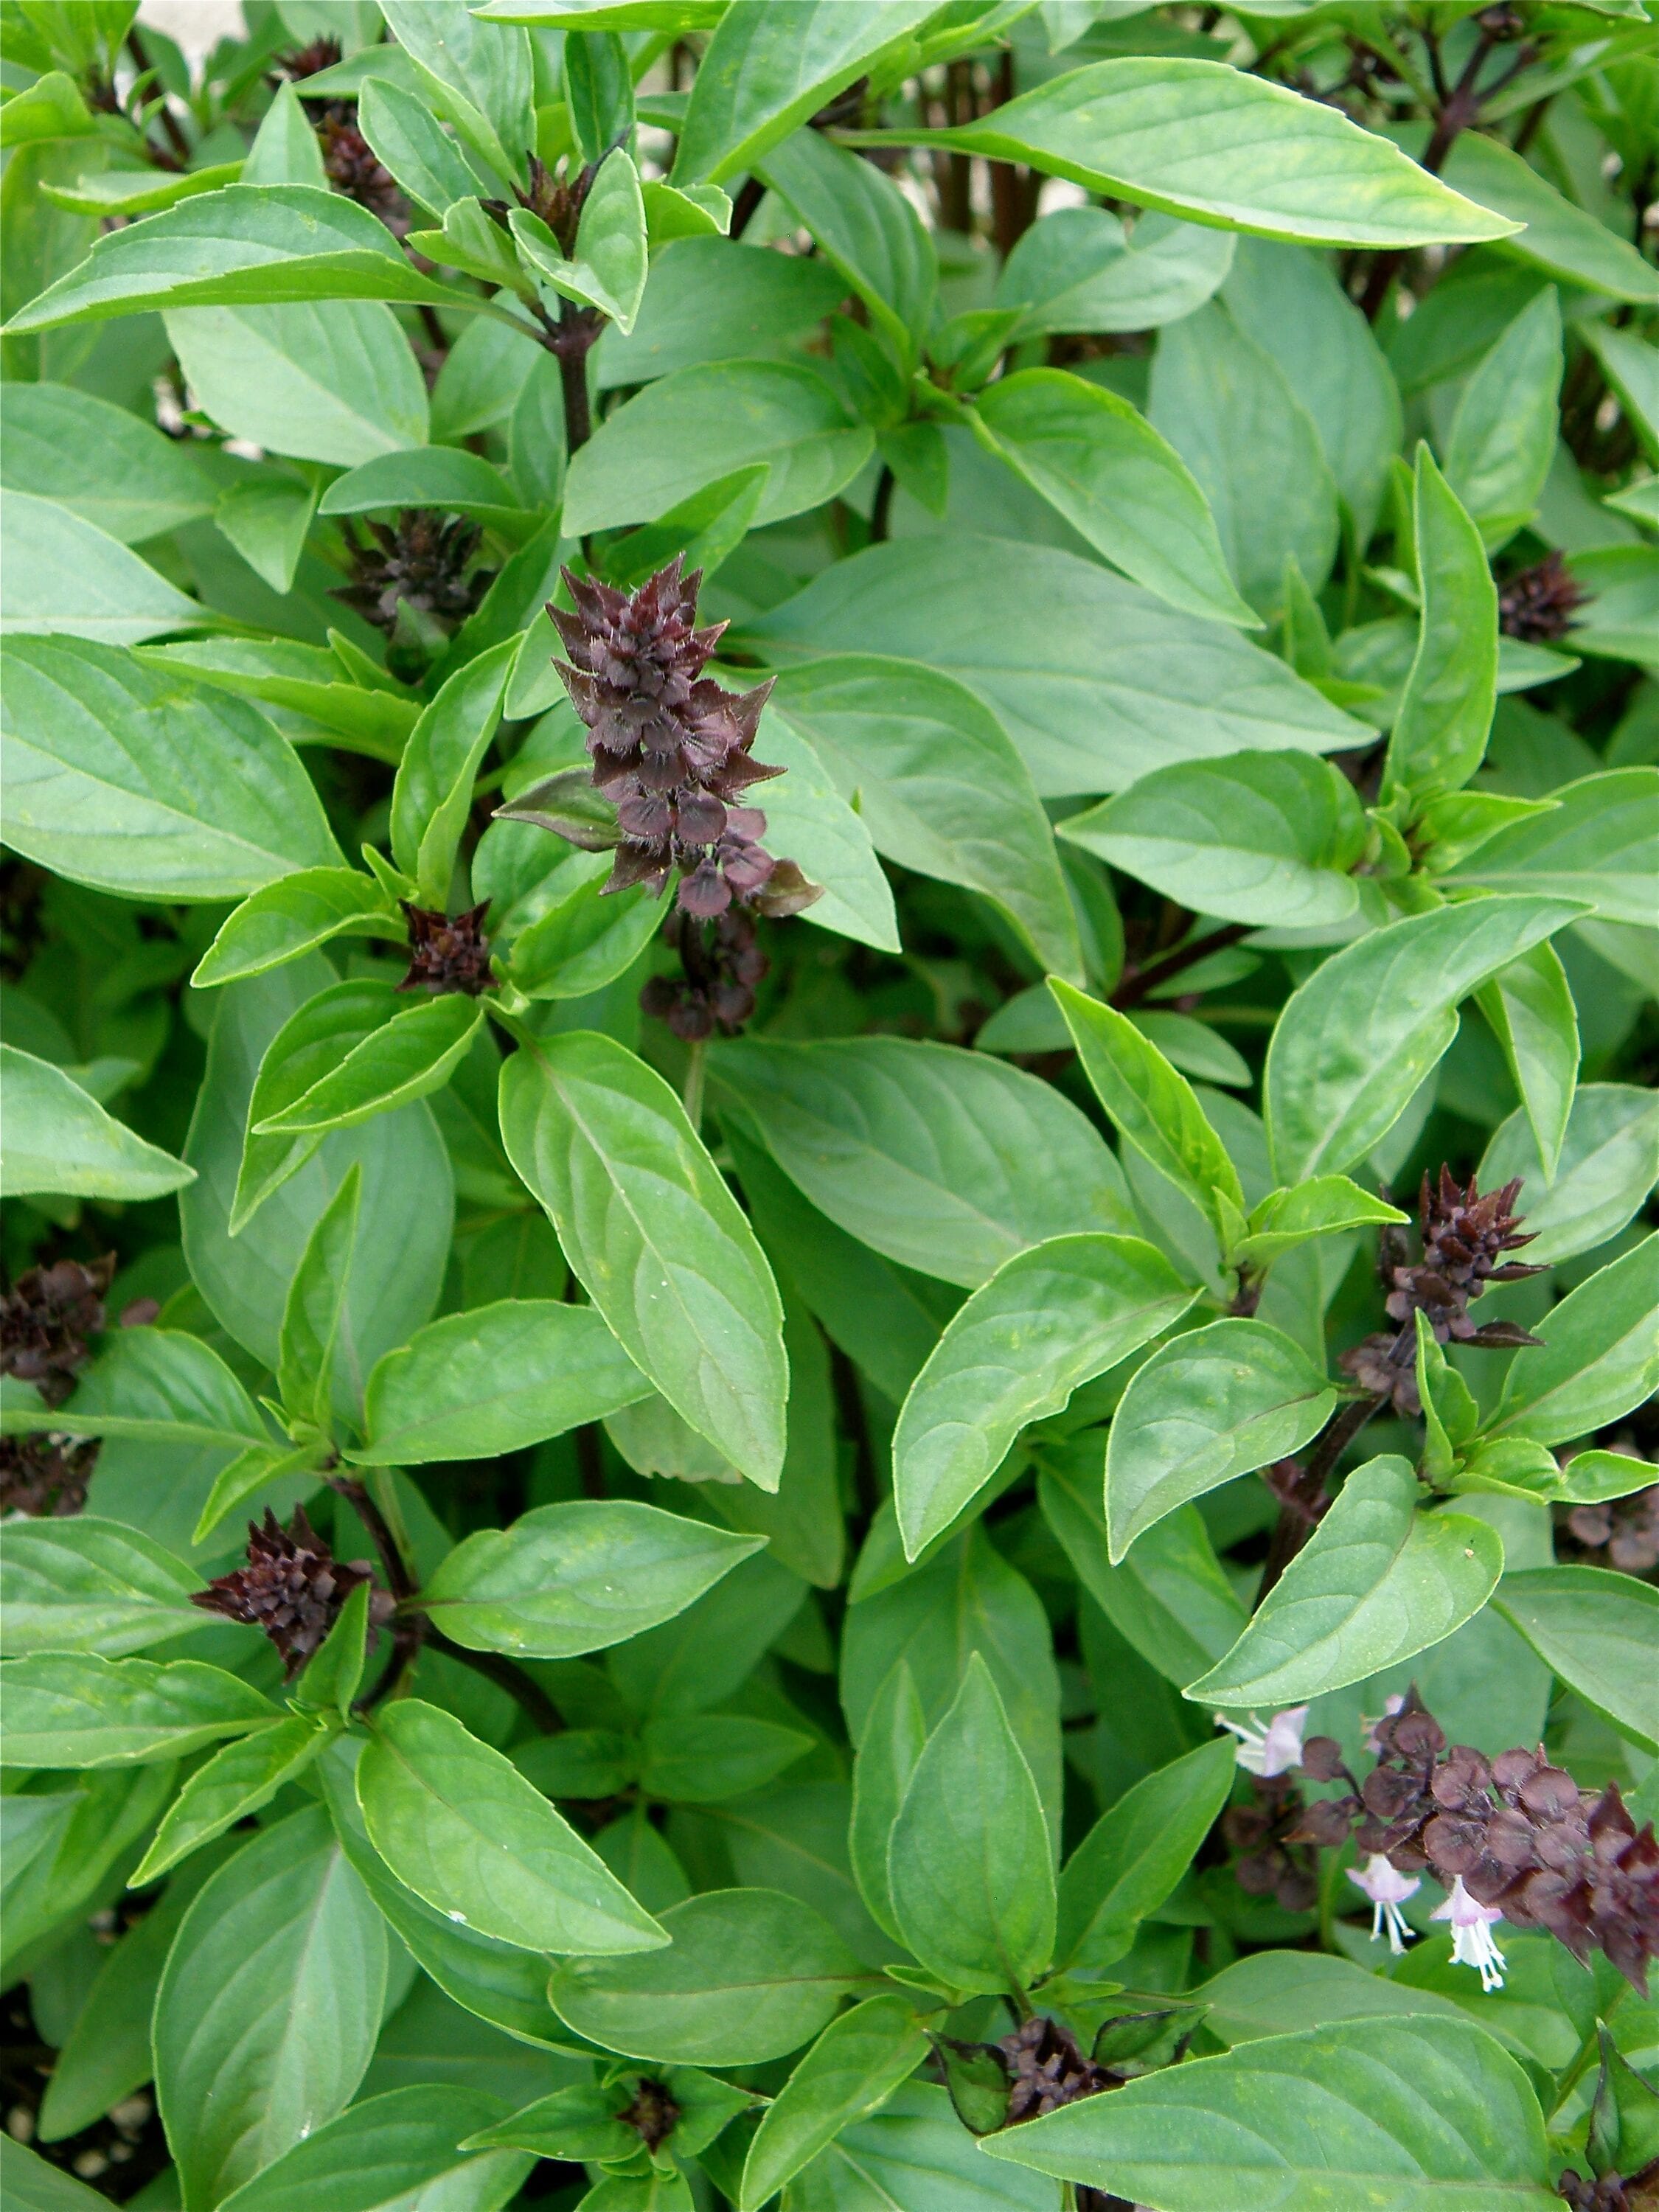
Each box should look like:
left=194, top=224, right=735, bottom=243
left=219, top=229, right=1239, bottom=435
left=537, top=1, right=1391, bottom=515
left=669, top=0, right=940, bottom=186
left=0, top=1516, right=208, bottom=1659
left=1381, top=447, right=1499, bottom=805
left=866, top=61, right=1516, bottom=248
left=1148, top=300, right=1338, bottom=619
left=1451, top=768, right=1659, bottom=926
left=358, top=76, right=487, bottom=221
left=499, top=1031, right=787, bottom=1489
left=0, top=1653, right=279, bottom=1767
left=888, top=1654, right=1054, bottom=1995
left=976, top=366, right=1256, bottom=627
left=996, top=204, right=1233, bottom=340
left=138, top=638, right=420, bottom=762
left=759, top=125, right=935, bottom=366
left=550, top=1887, right=870, bottom=2064
left=1440, top=131, right=1659, bottom=305
left=981, top=2015, right=1556, bottom=2208
left=1492, top=1565, right=1659, bottom=1753
left=712, top=1034, right=1135, bottom=1289
left=595, top=234, right=846, bottom=390
left=233, top=979, right=400, bottom=1226
left=1055, top=1736, right=1236, bottom=1972
left=0, top=380, right=213, bottom=543
left=743, top=533, right=1363, bottom=799
left=1229, top=1178, right=1409, bottom=1270
left=1052, top=981, right=1243, bottom=1238
left=1, top=1324, right=268, bottom=1450
left=1264, top=895, right=1585, bottom=1183
left=358, top=1698, right=667, bottom=1954
left=277, top=1162, right=361, bottom=1432
left=213, top=2085, right=531, bottom=2212
left=193, top=872, right=400, bottom=995
left=132, top=1711, right=335, bottom=1885
left=0, top=489, right=212, bottom=644
left=253, top=993, right=482, bottom=1137
left=358, top=1301, right=646, bottom=1465
left=418, top=1499, right=760, bottom=1657
left=1189, top=1457, right=1503, bottom=1707
left=739, top=1993, right=930, bottom=2212
left=5, top=184, right=467, bottom=333
left=563, top=360, right=872, bottom=538
left=378, top=0, right=534, bottom=187
left=1221, top=235, right=1402, bottom=551
left=1444, top=288, right=1562, bottom=547
left=1, top=634, right=341, bottom=899
left=894, top=1233, right=1197, bottom=1561
left=1478, top=1083, right=1659, bottom=1267
left=0, top=1045, right=195, bottom=1200
left=849, top=1660, right=928, bottom=1946
left=184, top=964, right=453, bottom=1375
left=153, top=1804, right=387, bottom=2208
left=1105, top=1318, right=1337, bottom=1560
left=1486, top=1231, right=1659, bottom=1446
left=319, top=1742, right=575, bottom=2051
left=636, top=1712, right=812, bottom=1804
left=1475, top=940, right=1579, bottom=1181
left=1059, top=749, right=1366, bottom=930
left=391, top=636, right=516, bottom=905
left=1040, top=1453, right=1248, bottom=1689
left=767, top=657, right=1081, bottom=982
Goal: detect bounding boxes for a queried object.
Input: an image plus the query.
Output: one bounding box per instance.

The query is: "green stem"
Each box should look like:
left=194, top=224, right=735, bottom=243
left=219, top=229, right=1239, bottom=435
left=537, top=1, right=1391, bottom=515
left=683, top=1037, right=706, bottom=1135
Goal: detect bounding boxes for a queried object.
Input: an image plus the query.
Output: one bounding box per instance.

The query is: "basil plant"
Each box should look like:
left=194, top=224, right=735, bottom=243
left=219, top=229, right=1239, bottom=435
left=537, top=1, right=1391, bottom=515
left=4, top=1, right=1659, bottom=2208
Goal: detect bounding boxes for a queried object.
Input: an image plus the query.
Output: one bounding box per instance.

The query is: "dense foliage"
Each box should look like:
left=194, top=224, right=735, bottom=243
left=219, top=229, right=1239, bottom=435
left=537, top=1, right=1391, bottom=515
left=2, top=2, right=1659, bottom=2208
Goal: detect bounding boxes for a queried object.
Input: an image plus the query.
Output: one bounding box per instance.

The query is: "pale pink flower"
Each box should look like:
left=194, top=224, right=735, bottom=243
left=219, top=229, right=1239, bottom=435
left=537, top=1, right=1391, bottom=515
left=1432, top=1876, right=1507, bottom=1992
left=1215, top=1706, right=1310, bottom=1778
left=1348, top=1853, right=1420, bottom=1953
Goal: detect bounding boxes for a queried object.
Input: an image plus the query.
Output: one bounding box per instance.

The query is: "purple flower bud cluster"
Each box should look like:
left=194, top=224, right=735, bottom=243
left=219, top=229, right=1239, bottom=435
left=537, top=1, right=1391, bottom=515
left=549, top=557, right=821, bottom=923
left=1293, top=1691, right=1659, bottom=1992
left=192, top=1508, right=392, bottom=1680
left=0, top=1254, right=114, bottom=1408
left=1341, top=1168, right=1542, bottom=1415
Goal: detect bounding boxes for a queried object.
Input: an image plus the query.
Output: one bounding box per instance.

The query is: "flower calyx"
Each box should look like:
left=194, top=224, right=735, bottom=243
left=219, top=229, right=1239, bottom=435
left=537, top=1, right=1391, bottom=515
left=527, top=556, right=821, bottom=925
left=397, top=900, right=493, bottom=997
left=192, top=1506, right=394, bottom=1679
left=1, top=1253, right=114, bottom=1408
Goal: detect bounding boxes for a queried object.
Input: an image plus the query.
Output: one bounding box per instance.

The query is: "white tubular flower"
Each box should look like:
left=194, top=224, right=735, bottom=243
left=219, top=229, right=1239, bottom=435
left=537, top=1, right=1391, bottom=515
left=1347, top=1854, right=1421, bottom=1953
left=1432, top=1877, right=1507, bottom=1992
left=1216, top=1705, right=1310, bottom=1778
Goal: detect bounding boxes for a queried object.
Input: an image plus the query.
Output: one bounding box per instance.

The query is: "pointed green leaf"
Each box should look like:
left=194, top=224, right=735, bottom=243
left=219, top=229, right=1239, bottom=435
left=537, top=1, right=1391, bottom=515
left=499, top=1032, right=787, bottom=1489
left=132, top=1712, right=335, bottom=1885
left=358, top=1299, right=646, bottom=1464
left=1382, top=448, right=1498, bottom=805
left=1498, top=1565, right=1659, bottom=1753
left=5, top=184, right=469, bottom=333
left=740, top=1994, right=930, bottom=2211
left=894, top=1233, right=1196, bottom=1560
left=888, top=1655, right=1055, bottom=1997
left=1189, top=1456, right=1503, bottom=1707
left=1051, top=979, right=1243, bottom=1237
left=0, top=1045, right=195, bottom=1200
left=1264, top=896, right=1585, bottom=1183
left=975, top=368, right=1257, bottom=627
left=0, top=1653, right=279, bottom=1767
left=359, top=1698, right=667, bottom=1954
left=1106, top=1319, right=1336, bottom=1560
left=855, top=62, right=1517, bottom=248
left=980, top=2015, right=1556, bottom=2208
left=550, top=1887, right=869, bottom=2064
left=417, top=1499, right=761, bottom=1658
